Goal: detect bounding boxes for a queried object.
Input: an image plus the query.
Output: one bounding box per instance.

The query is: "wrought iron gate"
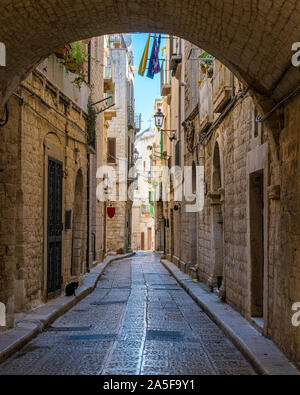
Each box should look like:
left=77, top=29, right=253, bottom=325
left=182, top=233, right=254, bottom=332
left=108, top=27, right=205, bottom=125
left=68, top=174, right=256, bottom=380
left=47, top=157, right=63, bottom=296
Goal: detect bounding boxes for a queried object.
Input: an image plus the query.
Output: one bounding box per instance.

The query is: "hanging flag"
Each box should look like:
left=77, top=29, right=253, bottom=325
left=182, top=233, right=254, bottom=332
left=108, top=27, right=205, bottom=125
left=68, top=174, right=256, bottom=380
left=153, top=34, right=162, bottom=74
left=138, top=33, right=151, bottom=77
left=147, top=34, right=162, bottom=79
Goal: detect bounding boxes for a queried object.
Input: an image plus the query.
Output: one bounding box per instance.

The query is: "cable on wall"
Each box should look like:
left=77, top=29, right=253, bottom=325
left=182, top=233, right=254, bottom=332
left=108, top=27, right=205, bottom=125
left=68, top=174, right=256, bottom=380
left=0, top=103, right=9, bottom=127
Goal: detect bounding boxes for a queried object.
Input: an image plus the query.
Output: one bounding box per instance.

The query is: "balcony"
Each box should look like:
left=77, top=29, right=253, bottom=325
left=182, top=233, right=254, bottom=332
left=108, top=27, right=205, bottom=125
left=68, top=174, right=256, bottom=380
left=37, top=55, right=90, bottom=113
left=160, top=61, right=171, bottom=97
left=141, top=204, right=154, bottom=216
left=212, top=61, right=232, bottom=113
left=128, top=105, right=135, bottom=130
left=199, top=78, right=213, bottom=132
left=134, top=113, right=142, bottom=132
left=104, top=57, right=114, bottom=93
left=104, top=93, right=117, bottom=121
left=108, top=34, right=127, bottom=49
left=170, top=37, right=182, bottom=75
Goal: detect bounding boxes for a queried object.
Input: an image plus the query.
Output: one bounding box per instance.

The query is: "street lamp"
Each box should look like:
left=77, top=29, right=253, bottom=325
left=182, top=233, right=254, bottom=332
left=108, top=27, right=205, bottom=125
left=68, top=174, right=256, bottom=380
left=154, top=108, right=177, bottom=142
left=154, top=109, right=165, bottom=129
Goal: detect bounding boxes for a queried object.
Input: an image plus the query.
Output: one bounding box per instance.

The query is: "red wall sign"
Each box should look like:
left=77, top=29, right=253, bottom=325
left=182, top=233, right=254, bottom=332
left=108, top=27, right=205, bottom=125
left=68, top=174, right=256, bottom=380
left=107, top=207, right=116, bottom=219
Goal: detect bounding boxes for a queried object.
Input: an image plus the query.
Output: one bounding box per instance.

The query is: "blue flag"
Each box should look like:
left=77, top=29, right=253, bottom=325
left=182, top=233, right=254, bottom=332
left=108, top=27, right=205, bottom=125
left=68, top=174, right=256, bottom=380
left=147, top=34, right=162, bottom=79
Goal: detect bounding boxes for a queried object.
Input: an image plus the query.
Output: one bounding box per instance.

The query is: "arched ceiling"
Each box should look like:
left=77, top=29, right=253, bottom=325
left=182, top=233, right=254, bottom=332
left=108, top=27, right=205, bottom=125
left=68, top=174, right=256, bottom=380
left=0, top=0, right=300, bottom=105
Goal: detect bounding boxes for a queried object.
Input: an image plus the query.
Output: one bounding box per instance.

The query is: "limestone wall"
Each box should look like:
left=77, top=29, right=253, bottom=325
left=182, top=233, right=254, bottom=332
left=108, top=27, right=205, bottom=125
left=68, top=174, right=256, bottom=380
left=0, top=68, right=89, bottom=324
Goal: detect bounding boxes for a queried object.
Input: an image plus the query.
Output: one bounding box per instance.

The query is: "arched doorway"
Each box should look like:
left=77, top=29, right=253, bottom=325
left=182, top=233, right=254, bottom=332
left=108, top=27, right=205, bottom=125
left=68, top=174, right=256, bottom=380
left=210, top=142, right=224, bottom=291
left=71, top=170, right=84, bottom=277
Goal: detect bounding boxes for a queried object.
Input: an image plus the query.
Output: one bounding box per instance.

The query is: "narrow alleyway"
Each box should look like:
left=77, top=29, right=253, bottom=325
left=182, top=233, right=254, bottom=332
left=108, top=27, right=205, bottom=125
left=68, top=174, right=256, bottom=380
left=0, top=253, right=255, bottom=375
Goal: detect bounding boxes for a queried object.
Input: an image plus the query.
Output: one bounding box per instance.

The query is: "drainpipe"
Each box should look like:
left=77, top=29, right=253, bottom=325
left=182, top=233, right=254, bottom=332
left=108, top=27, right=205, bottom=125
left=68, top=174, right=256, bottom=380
left=86, top=151, right=90, bottom=273
left=160, top=128, right=163, bottom=159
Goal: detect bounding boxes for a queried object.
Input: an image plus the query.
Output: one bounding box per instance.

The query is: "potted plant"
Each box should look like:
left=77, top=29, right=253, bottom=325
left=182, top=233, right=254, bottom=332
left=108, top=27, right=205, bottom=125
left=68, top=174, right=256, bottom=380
left=64, top=41, right=88, bottom=74
left=201, top=63, right=207, bottom=74
left=55, top=44, right=72, bottom=60
left=208, top=67, right=214, bottom=78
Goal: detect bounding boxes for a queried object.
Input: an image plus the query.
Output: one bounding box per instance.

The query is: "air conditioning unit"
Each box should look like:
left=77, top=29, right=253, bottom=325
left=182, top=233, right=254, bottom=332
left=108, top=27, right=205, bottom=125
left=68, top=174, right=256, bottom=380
left=212, top=61, right=232, bottom=113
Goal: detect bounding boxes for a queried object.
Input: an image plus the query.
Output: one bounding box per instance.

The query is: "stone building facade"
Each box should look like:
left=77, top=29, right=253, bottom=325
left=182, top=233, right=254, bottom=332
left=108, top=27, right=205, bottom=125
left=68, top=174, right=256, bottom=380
left=0, top=38, right=105, bottom=328
left=157, top=37, right=300, bottom=368
left=131, top=126, right=156, bottom=251
left=104, top=34, right=136, bottom=254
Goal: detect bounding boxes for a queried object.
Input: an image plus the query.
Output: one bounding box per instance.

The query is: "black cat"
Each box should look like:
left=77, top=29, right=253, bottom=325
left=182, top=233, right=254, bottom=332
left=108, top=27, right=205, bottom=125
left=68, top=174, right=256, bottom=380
left=65, top=281, right=79, bottom=297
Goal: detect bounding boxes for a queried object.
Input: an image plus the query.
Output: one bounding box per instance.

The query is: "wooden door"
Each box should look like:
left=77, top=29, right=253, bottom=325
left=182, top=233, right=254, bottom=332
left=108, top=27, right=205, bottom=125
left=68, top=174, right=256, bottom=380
left=141, top=232, right=145, bottom=250
left=148, top=228, right=152, bottom=250
left=47, top=157, right=63, bottom=296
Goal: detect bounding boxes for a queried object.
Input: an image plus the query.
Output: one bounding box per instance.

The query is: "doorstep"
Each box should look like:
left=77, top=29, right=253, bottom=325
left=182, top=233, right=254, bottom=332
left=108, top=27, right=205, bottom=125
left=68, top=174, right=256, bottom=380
left=161, top=258, right=299, bottom=376
left=0, top=252, right=135, bottom=365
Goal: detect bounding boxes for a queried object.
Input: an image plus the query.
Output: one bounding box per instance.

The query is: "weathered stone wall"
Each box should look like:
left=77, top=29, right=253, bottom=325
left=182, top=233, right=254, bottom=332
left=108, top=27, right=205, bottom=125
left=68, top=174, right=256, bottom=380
left=0, top=69, right=89, bottom=323
left=269, top=95, right=300, bottom=367
left=105, top=47, right=133, bottom=253
left=159, top=35, right=300, bottom=367
left=0, top=94, right=20, bottom=328
left=90, top=36, right=105, bottom=263
left=188, top=90, right=300, bottom=367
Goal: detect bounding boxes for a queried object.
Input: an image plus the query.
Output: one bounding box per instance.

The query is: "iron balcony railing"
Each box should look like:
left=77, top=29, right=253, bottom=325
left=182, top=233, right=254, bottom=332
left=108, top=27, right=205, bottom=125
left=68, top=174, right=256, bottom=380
left=160, top=60, right=172, bottom=96
left=134, top=113, right=142, bottom=131
left=108, top=34, right=127, bottom=49
left=128, top=105, right=135, bottom=129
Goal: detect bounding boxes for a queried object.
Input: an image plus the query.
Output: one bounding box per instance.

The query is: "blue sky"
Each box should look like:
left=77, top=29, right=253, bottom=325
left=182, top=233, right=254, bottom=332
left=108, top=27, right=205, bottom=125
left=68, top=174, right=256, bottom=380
left=131, top=33, right=165, bottom=132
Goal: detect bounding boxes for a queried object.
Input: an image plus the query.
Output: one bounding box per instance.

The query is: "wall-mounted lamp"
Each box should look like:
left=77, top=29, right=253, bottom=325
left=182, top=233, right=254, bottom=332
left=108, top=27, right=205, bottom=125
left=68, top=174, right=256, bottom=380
left=154, top=108, right=177, bottom=142
left=154, top=108, right=165, bottom=129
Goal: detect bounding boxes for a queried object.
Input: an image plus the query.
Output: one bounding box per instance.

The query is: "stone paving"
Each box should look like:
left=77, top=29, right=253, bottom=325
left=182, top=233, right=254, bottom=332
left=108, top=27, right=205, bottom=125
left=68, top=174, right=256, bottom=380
left=0, top=253, right=256, bottom=375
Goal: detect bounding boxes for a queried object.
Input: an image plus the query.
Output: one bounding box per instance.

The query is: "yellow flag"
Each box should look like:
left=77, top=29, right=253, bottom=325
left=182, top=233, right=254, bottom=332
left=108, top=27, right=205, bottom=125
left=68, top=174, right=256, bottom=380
left=138, top=34, right=151, bottom=77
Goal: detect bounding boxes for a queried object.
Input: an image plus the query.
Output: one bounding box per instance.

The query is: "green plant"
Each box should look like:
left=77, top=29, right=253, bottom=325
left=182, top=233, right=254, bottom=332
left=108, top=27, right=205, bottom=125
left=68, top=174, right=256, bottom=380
left=62, top=41, right=89, bottom=86
left=199, top=52, right=214, bottom=66
left=152, top=179, right=159, bottom=188
left=68, top=41, right=88, bottom=70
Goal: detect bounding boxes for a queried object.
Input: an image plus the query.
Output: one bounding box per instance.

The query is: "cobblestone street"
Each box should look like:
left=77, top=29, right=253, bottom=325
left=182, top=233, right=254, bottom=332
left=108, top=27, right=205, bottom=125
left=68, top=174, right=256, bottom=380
left=0, top=253, right=256, bottom=375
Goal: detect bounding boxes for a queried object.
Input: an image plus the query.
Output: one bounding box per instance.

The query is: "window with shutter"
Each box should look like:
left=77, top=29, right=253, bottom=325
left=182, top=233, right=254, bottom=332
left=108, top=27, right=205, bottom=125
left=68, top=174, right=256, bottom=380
left=107, top=138, right=116, bottom=163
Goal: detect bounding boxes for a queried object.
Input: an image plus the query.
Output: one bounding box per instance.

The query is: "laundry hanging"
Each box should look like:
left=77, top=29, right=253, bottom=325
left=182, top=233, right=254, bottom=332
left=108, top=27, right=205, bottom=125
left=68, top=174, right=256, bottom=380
left=146, top=34, right=162, bottom=79
left=138, top=33, right=151, bottom=77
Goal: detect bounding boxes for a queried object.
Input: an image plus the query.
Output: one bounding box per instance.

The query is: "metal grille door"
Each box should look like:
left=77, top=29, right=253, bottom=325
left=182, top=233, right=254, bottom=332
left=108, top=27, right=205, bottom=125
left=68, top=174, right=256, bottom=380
left=47, top=157, right=63, bottom=296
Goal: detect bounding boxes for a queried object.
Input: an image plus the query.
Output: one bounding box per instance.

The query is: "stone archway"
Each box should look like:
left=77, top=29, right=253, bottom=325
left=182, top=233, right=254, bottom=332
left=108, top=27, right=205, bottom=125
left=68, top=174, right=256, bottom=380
left=71, top=169, right=85, bottom=277
left=209, top=141, right=224, bottom=291
left=0, top=1, right=300, bottom=105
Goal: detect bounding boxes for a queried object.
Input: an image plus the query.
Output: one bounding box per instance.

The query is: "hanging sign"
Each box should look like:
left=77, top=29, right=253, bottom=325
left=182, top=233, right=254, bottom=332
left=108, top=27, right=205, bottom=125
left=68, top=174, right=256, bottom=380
left=107, top=207, right=116, bottom=219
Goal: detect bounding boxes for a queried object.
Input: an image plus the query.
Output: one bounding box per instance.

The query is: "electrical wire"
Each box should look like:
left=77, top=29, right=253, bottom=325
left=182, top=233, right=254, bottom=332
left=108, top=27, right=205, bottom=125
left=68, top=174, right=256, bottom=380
left=257, top=85, right=300, bottom=123
left=13, top=92, right=87, bottom=147
left=0, top=103, right=9, bottom=127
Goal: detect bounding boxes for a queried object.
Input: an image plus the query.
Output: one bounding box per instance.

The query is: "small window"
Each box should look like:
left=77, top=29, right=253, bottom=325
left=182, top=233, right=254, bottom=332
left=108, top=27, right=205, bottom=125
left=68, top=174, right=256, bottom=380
left=175, top=141, right=181, bottom=166
left=254, top=109, right=259, bottom=138
left=107, top=138, right=116, bottom=163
